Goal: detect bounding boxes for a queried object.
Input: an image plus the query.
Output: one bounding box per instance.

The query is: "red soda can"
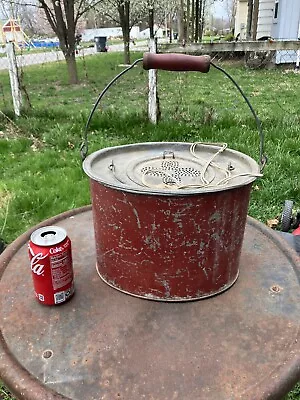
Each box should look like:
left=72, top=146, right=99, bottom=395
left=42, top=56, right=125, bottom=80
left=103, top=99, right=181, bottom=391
left=28, top=226, right=75, bottom=305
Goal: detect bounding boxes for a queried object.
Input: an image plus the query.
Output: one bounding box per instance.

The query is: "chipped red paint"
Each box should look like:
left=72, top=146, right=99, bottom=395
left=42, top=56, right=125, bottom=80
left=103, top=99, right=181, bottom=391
left=90, top=181, right=252, bottom=300
left=1, top=207, right=300, bottom=400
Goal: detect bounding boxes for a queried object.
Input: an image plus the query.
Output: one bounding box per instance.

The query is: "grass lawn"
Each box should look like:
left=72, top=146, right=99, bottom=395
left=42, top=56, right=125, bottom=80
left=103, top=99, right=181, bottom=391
left=0, top=51, right=299, bottom=399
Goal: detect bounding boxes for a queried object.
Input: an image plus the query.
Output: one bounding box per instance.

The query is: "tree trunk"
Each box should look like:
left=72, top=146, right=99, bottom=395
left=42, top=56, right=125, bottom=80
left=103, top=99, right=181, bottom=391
left=149, top=5, right=154, bottom=39
left=194, top=0, right=199, bottom=42
left=252, top=0, right=259, bottom=40
left=65, top=52, right=79, bottom=84
left=199, top=0, right=203, bottom=41
left=246, top=0, right=253, bottom=40
left=40, top=0, right=79, bottom=84
left=191, top=0, right=195, bottom=42
left=199, top=0, right=205, bottom=42
left=186, top=0, right=190, bottom=42
left=178, top=0, right=185, bottom=43
left=118, top=1, right=131, bottom=65
left=123, top=39, right=130, bottom=64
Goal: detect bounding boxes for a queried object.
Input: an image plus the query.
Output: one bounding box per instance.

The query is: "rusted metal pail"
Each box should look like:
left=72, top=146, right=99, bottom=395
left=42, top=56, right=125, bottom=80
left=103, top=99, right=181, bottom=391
left=83, top=141, right=261, bottom=301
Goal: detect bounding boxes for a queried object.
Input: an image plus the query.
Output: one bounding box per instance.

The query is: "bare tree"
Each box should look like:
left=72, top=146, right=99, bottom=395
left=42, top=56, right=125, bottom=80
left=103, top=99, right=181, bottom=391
left=0, top=0, right=22, bottom=19
left=18, top=5, right=44, bottom=36
left=39, top=0, right=104, bottom=83
left=2, top=0, right=103, bottom=84
left=98, top=0, right=146, bottom=64
left=99, top=0, right=177, bottom=64
left=221, top=0, right=236, bottom=32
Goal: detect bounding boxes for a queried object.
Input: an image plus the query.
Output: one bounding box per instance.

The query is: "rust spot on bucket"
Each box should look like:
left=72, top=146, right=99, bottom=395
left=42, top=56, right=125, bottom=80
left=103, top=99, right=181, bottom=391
left=42, top=350, right=53, bottom=359
left=209, top=211, right=221, bottom=222
left=270, top=285, right=283, bottom=293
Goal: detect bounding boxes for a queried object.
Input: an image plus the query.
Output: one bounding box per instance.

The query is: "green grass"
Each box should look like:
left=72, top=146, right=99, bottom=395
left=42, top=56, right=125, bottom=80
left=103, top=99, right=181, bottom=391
left=0, top=382, right=16, bottom=400
left=1, top=52, right=299, bottom=242
left=0, top=52, right=300, bottom=399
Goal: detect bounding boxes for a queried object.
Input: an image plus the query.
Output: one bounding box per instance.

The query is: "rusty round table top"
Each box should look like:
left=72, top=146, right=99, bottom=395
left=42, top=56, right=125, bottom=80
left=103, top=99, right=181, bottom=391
left=0, top=206, right=299, bottom=400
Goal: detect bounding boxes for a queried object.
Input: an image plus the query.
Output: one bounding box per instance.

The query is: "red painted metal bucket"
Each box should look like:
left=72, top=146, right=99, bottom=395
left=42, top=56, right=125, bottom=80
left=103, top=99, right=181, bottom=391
left=81, top=53, right=266, bottom=301
left=83, top=142, right=261, bottom=300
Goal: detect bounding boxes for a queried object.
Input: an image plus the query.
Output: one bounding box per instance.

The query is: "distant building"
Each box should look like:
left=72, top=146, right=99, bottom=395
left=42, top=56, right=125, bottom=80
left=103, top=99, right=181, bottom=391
left=81, top=27, right=123, bottom=42
left=271, top=0, right=300, bottom=39
left=81, top=24, right=166, bottom=42
left=138, top=25, right=166, bottom=39
left=1, top=19, right=26, bottom=44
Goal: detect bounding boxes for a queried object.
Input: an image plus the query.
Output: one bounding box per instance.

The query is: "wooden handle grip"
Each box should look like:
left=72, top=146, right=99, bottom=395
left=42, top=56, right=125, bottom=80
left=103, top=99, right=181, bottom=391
left=143, top=53, right=211, bottom=73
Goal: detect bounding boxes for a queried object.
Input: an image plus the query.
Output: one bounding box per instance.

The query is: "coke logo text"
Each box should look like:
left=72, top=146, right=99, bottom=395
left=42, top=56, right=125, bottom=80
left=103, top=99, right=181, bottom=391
left=49, top=239, right=69, bottom=254
left=50, top=246, right=63, bottom=254
left=30, top=252, right=48, bottom=276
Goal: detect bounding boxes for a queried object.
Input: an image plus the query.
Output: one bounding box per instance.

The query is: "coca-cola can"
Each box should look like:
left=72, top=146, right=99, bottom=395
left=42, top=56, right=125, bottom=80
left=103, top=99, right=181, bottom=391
left=28, top=226, right=75, bottom=305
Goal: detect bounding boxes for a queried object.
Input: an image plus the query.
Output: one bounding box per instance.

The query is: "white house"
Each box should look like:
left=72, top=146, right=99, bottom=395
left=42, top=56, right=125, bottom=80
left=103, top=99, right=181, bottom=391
left=235, top=0, right=300, bottom=40
left=234, top=0, right=300, bottom=63
left=256, top=0, right=274, bottom=39
left=81, top=27, right=123, bottom=42
left=81, top=24, right=166, bottom=43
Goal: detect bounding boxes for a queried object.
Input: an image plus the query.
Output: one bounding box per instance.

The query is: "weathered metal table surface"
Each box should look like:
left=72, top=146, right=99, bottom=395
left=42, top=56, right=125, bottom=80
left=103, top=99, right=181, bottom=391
left=0, top=206, right=299, bottom=400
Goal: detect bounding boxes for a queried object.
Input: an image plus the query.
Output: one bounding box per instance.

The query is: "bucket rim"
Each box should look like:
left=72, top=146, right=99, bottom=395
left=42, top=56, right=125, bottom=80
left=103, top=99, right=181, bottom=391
left=82, top=141, right=261, bottom=196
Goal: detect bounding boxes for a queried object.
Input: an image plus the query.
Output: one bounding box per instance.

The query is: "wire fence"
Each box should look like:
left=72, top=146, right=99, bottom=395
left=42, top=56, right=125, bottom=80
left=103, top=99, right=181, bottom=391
left=1, top=41, right=299, bottom=72
left=0, top=44, right=96, bottom=71
left=209, top=49, right=300, bottom=68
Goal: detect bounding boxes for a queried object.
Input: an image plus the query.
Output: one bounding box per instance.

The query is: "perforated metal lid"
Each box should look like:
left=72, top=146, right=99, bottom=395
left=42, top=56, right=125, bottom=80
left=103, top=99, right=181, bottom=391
left=83, top=142, right=261, bottom=195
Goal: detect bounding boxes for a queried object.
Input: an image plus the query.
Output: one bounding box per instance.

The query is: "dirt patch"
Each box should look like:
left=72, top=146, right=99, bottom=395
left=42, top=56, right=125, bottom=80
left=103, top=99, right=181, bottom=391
left=0, top=111, right=23, bottom=139
left=0, top=188, right=12, bottom=211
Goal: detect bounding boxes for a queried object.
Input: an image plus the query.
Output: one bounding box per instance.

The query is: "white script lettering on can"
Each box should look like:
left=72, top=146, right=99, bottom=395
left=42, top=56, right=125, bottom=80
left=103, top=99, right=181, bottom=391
left=49, top=239, right=70, bottom=254
left=30, top=252, right=48, bottom=275
left=50, top=246, right=63, bottom=254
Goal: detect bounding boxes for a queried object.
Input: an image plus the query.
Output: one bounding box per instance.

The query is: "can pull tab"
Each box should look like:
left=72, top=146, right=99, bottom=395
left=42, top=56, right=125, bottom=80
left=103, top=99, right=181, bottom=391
left=162, top=151, right=175, bottom=159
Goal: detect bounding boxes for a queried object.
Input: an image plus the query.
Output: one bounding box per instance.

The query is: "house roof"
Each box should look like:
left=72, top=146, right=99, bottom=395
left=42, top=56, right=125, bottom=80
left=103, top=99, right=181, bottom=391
left=2, top=19, right=21, bottom=30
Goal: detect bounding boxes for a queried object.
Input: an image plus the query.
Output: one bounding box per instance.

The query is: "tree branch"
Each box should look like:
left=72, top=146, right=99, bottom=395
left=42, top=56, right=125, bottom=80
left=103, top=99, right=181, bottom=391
left=74, top=0, right=86, bottom=23
left=75, top=0, right=105, bottom=22
left=37, top=0, right=58, bottom=32
left=103, top=11, right=120, bottom=25
left=1, top=0, right=38, bottom=8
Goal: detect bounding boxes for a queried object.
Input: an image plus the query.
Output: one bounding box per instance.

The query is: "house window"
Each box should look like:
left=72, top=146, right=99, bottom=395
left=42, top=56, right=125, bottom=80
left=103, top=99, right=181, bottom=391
left=274, top=0, right=279, bottom=19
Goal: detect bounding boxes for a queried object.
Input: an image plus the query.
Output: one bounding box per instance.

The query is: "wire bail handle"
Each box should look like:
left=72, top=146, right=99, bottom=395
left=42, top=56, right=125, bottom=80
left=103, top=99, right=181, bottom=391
left=81, top=53, right=267, bottom=171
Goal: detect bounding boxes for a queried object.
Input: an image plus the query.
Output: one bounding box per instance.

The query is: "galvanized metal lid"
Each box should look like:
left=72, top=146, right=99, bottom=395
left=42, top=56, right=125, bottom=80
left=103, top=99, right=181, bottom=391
left=30, top=226, right=67, bottom=246
left=83, top=142, right=261, bottom=195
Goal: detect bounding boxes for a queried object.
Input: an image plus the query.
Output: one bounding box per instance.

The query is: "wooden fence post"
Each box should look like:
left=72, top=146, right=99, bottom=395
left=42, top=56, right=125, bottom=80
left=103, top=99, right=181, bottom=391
left=6, top=42, right=22, bottom=117
left=148, top=38, right=158, bottom=124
